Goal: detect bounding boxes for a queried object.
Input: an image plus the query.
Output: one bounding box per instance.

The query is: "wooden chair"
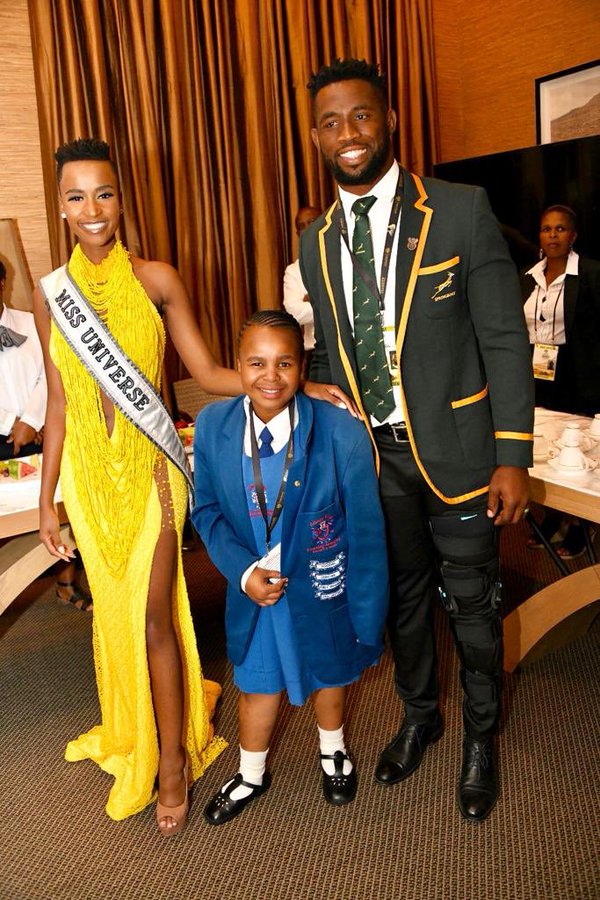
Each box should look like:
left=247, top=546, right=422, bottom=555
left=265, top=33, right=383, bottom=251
left=172, top=379, right=223, bottom=421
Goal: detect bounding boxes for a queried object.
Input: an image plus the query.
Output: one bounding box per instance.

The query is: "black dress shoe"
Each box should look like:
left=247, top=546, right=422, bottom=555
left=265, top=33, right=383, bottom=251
left=375, top=715, right=444, bottom=785
left=320, top=751, right=357, bottom=805
left=204, top=772, right=271, bottom=825
left=457, top=737, right=498, bottom=823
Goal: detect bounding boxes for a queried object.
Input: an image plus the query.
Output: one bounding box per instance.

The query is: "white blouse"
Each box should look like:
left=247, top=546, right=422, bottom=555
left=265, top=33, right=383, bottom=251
left=0, top=306, right=47, bottom=436
left=523, top=250, right=579, bottom=345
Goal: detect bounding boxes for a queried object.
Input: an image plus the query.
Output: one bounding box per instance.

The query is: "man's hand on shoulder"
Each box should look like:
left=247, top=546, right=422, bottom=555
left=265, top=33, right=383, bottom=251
left=303, top=381, right=359, bottom=418
left=487, top=466, right=529, bottom=526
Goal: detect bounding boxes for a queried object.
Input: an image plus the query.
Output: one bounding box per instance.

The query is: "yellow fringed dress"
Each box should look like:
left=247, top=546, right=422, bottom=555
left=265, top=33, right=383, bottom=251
left=49, top=242, right=226, bottom=820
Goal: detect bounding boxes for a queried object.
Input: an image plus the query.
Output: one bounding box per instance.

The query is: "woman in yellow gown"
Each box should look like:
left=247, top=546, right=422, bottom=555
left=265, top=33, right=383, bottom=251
left=34, top=139, right=353, bottom=834
left=32, top=139, right=244, bottom=833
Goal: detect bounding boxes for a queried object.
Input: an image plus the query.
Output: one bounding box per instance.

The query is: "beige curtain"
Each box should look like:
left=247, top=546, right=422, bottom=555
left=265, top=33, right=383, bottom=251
left=28, top=0, right=438, bottom=388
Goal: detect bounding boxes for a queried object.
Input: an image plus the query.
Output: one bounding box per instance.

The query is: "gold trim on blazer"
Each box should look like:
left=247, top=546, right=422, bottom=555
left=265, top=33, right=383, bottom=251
left=451, top=385, right=489, bottom=409
left=317, top=201, right=378, bottom=465
left=393, top=176, right=488, bottom=503
left=494, top=431, right=534, bottom=441
left=418, top=256, right=460, bottom=275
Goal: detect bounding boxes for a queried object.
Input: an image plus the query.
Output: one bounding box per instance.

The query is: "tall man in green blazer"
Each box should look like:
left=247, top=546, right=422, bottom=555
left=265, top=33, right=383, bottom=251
left=299, top=59, right=534, bottom=823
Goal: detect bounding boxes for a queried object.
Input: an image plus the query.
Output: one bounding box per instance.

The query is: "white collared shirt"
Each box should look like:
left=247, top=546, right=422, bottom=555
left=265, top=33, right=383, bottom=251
left=283, top=259, right=315, bottom=350
left=524, top=250, right=579, bottom=345
left=338, top=159, right=406, bottom=425
left=240, top=397, right=298, bottom=592
left=242, top=396, right=298, bottom=455
left=0, top=306, right=47, bottom=436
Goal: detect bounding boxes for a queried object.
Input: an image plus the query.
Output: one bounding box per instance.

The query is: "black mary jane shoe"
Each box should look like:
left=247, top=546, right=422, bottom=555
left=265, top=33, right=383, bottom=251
left=204, top=772, right=271, bottom=826
left=320, top=751, right=357, bottom=806
left=457, top=737, right=498, bottom=824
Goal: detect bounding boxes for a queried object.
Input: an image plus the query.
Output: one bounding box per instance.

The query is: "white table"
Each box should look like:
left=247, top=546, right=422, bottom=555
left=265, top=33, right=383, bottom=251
left=0, top=470, right=71, bottom=615
left=503, top=410, right=600, bottom=671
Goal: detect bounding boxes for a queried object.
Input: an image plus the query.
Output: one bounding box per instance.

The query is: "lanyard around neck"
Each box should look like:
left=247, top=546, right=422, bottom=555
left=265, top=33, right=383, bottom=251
left=249, top=399, right=295, bottom=552
left=534, top=281, right=564, bottom=343
left=335, top=170, right=403, bottom=312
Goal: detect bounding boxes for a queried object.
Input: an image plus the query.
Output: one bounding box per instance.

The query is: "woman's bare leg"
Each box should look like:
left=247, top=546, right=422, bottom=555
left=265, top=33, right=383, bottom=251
left=146, top=528, right=186, bottom=831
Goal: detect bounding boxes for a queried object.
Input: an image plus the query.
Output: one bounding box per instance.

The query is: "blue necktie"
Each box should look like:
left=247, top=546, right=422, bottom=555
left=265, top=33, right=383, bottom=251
left=259, top=426, right=274, bottom=458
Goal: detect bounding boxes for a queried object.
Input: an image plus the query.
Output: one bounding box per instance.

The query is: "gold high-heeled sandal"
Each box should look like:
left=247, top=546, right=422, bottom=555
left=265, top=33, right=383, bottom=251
left=156, top=762, right=190, bottom=836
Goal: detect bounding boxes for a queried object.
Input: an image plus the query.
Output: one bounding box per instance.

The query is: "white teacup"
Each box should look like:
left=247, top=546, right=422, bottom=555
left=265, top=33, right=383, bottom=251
left=588, top=414, right=600, bottom=439
left=550, top=444, right=595, bottom=471
left=559, top=424, right=582, bottom=447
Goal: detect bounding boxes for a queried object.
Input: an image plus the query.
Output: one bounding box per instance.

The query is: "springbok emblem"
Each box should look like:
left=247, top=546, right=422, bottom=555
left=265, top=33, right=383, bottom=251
left=431, top=271, right=455, bottom=302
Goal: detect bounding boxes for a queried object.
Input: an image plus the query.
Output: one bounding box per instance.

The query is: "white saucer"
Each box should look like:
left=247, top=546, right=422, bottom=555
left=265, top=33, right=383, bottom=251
left=548, top=457, right=596, bottom=477
left=583, top=429, right=600, bottom=444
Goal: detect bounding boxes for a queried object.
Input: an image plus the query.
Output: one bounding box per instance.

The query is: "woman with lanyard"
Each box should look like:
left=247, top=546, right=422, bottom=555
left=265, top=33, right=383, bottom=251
left=522, top=204, right=600, bottom=557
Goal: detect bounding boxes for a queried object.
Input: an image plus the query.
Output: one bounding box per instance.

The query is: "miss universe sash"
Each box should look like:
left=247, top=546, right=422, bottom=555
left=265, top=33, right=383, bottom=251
left=39, top=265, right=194, bottom=500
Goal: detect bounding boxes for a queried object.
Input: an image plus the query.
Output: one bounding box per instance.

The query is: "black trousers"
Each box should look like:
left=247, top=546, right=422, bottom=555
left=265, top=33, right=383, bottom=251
left=375, top=431, right=502, bottom=740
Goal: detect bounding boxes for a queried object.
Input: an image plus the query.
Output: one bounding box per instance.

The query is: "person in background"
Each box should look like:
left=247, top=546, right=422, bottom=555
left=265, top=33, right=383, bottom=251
left=522, top=205, right=600, bottom=558
left=193, top=310, right=388, bottom=825
left=0, top=260, right=91, bottom=611
left=300, top=59, right=534, bottom=823
left=283, top=206, right=321, bottom=373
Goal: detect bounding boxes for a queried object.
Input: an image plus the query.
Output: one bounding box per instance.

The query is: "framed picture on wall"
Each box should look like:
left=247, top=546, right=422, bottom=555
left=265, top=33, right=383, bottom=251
left=536, top=60, right=600, bottom=144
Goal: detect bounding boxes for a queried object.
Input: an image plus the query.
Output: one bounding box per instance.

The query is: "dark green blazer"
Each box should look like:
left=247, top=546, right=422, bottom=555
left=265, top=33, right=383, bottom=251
left=299, top=167, right=534, bottom=503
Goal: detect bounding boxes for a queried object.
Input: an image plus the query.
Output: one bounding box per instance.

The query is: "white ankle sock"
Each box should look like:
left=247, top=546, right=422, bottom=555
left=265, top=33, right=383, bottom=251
left=223, top=747, right=268, bottom=801
left=318, top=725, right=352, bottom=776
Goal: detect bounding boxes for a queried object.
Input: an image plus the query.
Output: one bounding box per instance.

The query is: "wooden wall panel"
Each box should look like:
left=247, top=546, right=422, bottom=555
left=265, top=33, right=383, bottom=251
left=433, top=0, right=600, bottom=163
left=0, top=0, right=51, bottom=304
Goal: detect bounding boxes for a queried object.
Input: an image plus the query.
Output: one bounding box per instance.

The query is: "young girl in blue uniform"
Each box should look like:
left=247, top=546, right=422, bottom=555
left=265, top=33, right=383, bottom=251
left=192, top=310, right=388, bottom=825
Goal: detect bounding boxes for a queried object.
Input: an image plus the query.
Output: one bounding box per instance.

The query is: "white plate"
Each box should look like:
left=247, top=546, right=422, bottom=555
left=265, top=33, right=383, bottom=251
left=548, top=457, right=596, bottom=478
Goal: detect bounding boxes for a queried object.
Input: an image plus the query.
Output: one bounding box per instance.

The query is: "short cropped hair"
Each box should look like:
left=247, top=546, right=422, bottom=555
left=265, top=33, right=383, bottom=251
left=55, top=138, right=116, bottom=183
left=237, top=309, right=304, bottom=359
left=542, top=205, right=577, bottom=230
left=307, top=58, right=387, bottom=101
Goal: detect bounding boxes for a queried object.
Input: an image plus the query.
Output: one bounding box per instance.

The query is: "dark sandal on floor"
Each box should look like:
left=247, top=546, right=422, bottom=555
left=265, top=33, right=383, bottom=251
left=556, top=527, right=595, bottom=560
left=56, top=581, right=93, bottom=613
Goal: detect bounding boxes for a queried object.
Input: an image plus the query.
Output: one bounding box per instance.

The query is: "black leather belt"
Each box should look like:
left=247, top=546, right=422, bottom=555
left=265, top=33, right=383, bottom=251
left=372, top=422, right=410, bottom=443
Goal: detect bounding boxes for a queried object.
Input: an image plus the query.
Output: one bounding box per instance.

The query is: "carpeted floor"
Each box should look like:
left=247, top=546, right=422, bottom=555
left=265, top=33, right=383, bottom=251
left=0, top=518, right=598, bottom=900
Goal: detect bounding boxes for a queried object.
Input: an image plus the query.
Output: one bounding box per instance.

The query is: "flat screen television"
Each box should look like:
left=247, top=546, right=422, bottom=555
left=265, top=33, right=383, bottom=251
left=434, top=135, right=599, bottom=270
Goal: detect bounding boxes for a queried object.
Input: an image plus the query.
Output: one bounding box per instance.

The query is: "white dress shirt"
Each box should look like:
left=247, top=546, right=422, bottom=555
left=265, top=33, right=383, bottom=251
left=242, top=396, right=298, bottom=455
left=283, top=259, right=315, bottom=350
left=240, top=398, right=299, bottom=591
left=338, top=159, right=406, bottom=425
left=0, top=305, right=47, bottom=436
left=524, top=250, right=579, bottom=346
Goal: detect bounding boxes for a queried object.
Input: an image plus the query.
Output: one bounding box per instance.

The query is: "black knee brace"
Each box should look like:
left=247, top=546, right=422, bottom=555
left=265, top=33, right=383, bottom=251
left=437, top=558, right=501, bottom=616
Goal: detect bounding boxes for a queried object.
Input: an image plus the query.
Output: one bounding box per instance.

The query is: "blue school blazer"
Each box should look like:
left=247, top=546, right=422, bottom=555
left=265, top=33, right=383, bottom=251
left=192, top=392, right=389, bottom=684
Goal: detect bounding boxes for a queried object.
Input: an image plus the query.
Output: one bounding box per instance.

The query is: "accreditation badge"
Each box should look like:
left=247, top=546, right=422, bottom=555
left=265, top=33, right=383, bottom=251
left=532, top=342, right=558, bottom=381
left=383, top=324, right=400, bottom=386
